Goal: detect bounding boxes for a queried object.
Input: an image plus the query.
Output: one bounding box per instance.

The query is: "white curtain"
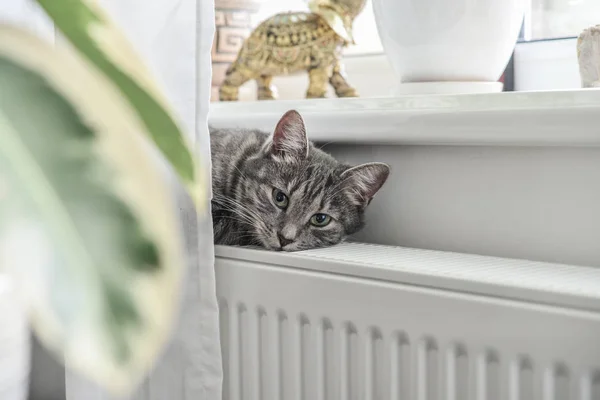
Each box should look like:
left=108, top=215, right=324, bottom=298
left=0, top=1, right=222, bottom=399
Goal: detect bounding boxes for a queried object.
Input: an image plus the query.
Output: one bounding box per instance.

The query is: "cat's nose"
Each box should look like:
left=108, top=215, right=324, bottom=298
left=277, top=232, right=294, bottom=248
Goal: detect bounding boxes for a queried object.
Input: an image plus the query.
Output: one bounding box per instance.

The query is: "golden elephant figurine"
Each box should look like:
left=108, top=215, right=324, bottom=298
left=219, top=0, right=367, bottom=101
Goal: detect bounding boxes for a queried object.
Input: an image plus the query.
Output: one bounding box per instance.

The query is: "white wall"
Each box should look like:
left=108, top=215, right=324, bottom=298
left=326, top=144, right=600, bottom=268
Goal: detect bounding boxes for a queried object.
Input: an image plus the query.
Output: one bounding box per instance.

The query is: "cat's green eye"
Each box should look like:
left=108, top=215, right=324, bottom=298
left=310, top=213, right=331, bottom=227
left=272, top=188, right=289, bottom=209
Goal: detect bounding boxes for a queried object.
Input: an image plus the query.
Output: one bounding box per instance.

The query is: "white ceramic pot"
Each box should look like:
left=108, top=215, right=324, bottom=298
left=372, top=0, right=526, bottom=94
left=0, top=276, right=30, bottom=400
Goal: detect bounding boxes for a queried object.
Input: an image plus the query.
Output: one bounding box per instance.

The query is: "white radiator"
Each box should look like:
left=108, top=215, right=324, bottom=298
left=215, top=242, right=600, bottom=400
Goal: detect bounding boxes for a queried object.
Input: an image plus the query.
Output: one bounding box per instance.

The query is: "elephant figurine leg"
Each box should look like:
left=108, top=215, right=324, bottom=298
left=306, top=67, right=329, bottom=98
left=256, top=75, right=278, bottom=100
left=329, top=62, right=358, bottom=98
left=219, top=62, right=255, bottom=101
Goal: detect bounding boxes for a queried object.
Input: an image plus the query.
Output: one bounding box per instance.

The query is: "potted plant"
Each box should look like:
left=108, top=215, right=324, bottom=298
left=0, top=0, right=205, bottom=398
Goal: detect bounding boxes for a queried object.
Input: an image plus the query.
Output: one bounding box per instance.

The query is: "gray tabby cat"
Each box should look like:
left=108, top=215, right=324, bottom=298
left=210, top=110, right=389, bottom=251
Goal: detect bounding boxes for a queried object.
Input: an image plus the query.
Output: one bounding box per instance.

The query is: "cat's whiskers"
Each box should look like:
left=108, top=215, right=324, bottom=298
left=226, top=189, right=270, bottom=225
left=217, top=199, right=254, bottom=225
left=215, top=215, right=254, bottom=228
left=214, top=194, right=269, bottom=232
left=231, top=164, right=250, bottom=182
left=213, top=203, right=257, bottom=228
left=215, top=205, right=257, bottom=228
left=316, top=141, right=334, bottom=150
left=215, top=194, right=262, bottom=222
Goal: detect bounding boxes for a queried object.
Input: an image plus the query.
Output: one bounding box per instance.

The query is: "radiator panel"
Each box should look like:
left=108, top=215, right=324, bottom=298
left=216, top=245, right=600, bottom=400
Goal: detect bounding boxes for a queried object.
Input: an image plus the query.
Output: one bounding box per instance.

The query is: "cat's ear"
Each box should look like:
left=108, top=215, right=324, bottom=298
left=341, top=162, right=390, bottom=207
left=270, top=110, right=309, bottom=160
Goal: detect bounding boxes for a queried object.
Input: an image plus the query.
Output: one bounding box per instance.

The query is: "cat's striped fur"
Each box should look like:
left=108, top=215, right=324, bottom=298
left=210, top=110, right=389, bottom=251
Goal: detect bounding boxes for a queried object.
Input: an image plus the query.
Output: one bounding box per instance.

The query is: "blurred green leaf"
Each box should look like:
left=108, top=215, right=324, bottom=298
left=0, top=26, right=185, bottom=396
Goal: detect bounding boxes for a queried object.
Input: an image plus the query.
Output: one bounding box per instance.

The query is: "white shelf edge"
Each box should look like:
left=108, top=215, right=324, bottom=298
left=209, top=90, right=600, bottom=146
left=214, top=242, right=600, bottom=314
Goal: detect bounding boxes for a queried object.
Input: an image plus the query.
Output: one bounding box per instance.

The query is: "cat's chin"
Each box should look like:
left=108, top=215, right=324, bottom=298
left=281, top=243, right=303, bottom=252
left=261, top=239, right=283, bottom=252
left=261, top=240, right=301, bottom=252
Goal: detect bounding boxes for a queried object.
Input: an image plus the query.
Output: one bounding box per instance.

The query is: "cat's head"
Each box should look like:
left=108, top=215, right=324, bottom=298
left=243, top=110, right=389, bottom=251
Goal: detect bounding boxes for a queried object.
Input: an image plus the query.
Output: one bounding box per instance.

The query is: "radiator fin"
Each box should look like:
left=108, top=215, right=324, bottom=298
left=299, top=314, right=311, bottom=400
left=365, top=327, right=384, bottom=400
left=590, top=370, right=600, bottom=400
left=543, top=363, right=570, bottom=400
left=390, top=331, right=410, bottom=400
left=219, top=300, right=230, bottom=400
left=445, top=343, right=469, bottom=400
left=481, top=351, right=501, bottom=400
left=257, top=308, right=267, bottom=400
left=416, top=337, right=439, bottom=400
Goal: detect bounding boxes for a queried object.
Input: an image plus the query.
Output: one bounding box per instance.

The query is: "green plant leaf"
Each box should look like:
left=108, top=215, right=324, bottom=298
left=35, top=0, right=203, bottom=209
left=0, top=26, right=186, bottom=396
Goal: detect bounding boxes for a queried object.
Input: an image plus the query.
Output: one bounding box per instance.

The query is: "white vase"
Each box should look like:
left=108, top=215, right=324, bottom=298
left=372, top=0, right=526, bottom=94
left=0, top=276, right=30, bottom=400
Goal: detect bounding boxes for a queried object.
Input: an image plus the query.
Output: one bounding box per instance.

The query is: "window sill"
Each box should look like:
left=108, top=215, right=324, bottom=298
left=209, top=89, right=600, bottom=147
